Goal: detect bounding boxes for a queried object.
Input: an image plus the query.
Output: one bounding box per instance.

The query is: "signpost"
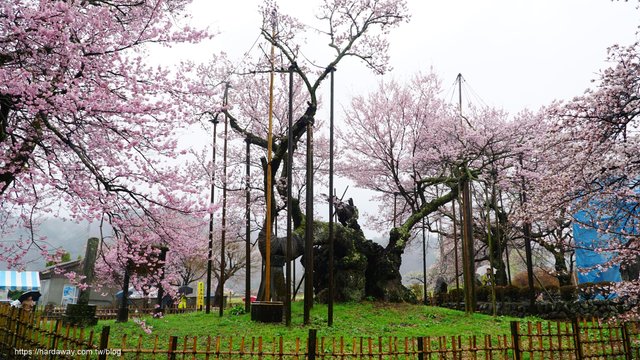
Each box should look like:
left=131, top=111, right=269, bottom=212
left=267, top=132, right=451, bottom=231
left=197, top=281, right=204, bottom=310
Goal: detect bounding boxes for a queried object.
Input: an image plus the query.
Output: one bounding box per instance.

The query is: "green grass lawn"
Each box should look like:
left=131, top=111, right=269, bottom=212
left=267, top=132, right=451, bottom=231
left=92, top=301, right=540, bottom=344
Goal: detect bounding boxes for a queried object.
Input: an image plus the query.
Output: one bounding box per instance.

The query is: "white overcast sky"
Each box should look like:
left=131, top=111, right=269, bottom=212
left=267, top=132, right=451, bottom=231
left=180, top=0, right=639, bottom=115
left=154, top=0, right=640, bottom=245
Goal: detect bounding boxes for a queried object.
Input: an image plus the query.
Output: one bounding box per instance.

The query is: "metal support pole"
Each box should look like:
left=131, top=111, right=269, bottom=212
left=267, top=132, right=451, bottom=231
left=393, top=192, right=398, bottom=228
left=219, top=84, right=229, bottom=317
left=285, top=63, right=295, bottom=326
left=206, top=117, right=219, bottom=314
left=422, top=218, right=428, bottom=305
left=499, top=190, right=512, bottom=285
left=328, top=66, right=335, bottom=326
left=452, top=200, right=460, bottom=290
left=245, top=138, right=251, bottom=314
left=303, top=119, right=314, bottom=325
left=117, top=259, right=131, bottom=322
left=485, top=186, right=496, bottom=316
left=461, top=179, right=476, bottom=313
left=519, top=156, right=535, bottom=311
left=491, top=170, right=503, bottom=286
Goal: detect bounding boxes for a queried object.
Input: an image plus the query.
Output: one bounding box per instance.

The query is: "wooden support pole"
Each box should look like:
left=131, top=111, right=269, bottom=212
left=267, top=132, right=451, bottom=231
left=168, top=335, right=178, bottom=360
left=572, top=318, right=584, bottom=360
left=510, top=321, right=521, bottom=360
left=264, top=13, right=276, bottom=302
left=308, top=329, right=317, bottom=360
left=98, top=326, right=110, bottom=360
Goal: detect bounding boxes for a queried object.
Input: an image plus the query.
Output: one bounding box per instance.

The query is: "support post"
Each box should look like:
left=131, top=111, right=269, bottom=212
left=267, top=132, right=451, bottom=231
left=206, top=117, right=219, bottom=314
left=264, top=11, right=277, bottom=303
left=523, top=222, right=535, bottom=310
left=491, top=170, right=504, bottom=286
left=303, top=121, right=314, bottom=325
left=328, top=65, right=335, bottom=326
left=461, top=178, right=476, bottom=313
left=393, top=192, right=398, bottom=227
left=621, top=322, right=632, bottom=360
left=452, top=200, right=460, bottom=290
left=285, top=63, right=294, bottom=326
left=572, top=318, right=584, bottom=360
left=168, top=335, right=178, bottom=360
left=219, top=84, right=229, bottom=317
left=421, top=218, right=428, bottom=305
left=116, top=260, right=131, bottom=322
left=307, top=329, right=317, bottom=360
left=417, top=337, right=425, bottom=360
left=485, top=187, right=497, bottom=316
left=519, top=156, right=536, bottom=311
left=510, top=321, right=521, bottom=360
left=245, top=138, right=252, bottom=314
left=51, top=319, right=61, bottom=353
left=499, top=191, right=512, bottom=285
left=97, top=326, right=110, bottom=360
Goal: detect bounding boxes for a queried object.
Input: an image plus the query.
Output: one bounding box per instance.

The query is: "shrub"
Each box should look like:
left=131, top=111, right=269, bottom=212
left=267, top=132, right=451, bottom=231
left=578, top=282, right=596, bottom=300
left=229, top=305, right=245, bottom=316
left=494, top=286, right=506, bottom=301
left=504, top=285, right=521, bottom=302
left=448, top=288, right=465, bottom=303
left=512, top=269, right=559, bottom=288
left=593, top=281, right=616, bottom=300
left=476, top=286, right=491, bottom=302
left=560, top=285, right=577, bottom=301
left=409, top=283, right=424, bottom=301
left=577, top=282, right=616, bottom=300
left=543, top=285, right=560, bottom=301
left=518, top=286, right=542, bottom=301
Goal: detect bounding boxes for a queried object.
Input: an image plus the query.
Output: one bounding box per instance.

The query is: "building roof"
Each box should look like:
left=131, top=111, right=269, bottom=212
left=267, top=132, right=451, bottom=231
left=39, top=259, right=82, bottom=280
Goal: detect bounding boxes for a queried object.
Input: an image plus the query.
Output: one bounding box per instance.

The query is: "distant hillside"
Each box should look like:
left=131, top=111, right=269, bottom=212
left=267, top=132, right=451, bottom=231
left=2, top=219, right=438, bottom=293
left=1, top=218, right=102, bottom=271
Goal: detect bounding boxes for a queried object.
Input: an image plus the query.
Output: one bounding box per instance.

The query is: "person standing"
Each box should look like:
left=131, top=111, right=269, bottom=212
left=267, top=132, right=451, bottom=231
left=10, top=295, right=35, bottom=311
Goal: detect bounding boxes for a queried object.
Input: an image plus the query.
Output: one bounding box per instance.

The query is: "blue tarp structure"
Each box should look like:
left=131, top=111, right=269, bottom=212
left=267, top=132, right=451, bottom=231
left=573, top=194, right=639, bottom=284
left=573, top=210, right=622, bottom=283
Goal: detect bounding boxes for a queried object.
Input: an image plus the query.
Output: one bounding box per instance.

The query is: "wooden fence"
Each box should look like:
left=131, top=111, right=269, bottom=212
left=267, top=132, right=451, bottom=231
left=1, top=304, right=640, bottom=359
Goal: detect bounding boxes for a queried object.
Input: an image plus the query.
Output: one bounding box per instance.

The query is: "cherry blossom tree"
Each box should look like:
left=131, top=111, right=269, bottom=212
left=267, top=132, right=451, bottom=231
left=95, top=208, right=254, bottom=308
left=523, top=40, right=640, bottom=316
left=338, top=72, right=531, bottom=301
left=0, top=0, right=211, bottom=273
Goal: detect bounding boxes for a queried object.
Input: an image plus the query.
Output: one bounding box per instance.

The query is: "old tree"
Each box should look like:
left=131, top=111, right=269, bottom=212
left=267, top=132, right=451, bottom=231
left=201, top=0, right=532, bottom=303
